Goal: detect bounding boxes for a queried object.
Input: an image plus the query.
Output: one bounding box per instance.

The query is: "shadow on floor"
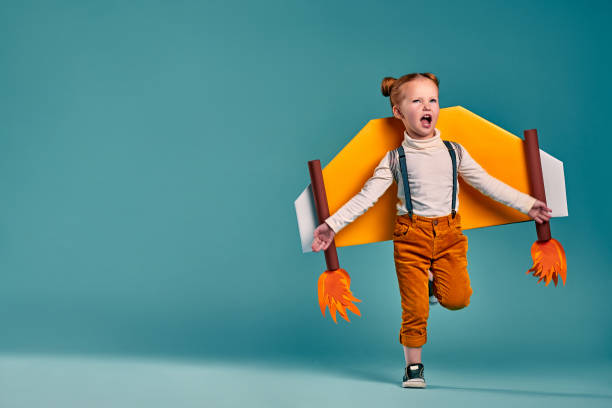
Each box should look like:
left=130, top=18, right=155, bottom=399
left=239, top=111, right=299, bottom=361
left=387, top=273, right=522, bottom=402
left=428, top=385, right=612, bottom=400
left=311, top=363, right=612, bottom=400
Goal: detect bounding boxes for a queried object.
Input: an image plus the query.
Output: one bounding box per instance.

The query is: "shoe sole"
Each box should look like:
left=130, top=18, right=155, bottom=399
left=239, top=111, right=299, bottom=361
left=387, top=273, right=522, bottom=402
left=402, top=380, right=426, bottom=388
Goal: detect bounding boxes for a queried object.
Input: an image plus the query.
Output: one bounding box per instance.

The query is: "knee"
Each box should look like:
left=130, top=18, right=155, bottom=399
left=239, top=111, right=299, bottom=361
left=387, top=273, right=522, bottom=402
left=438, top=287, right=472, bottom=310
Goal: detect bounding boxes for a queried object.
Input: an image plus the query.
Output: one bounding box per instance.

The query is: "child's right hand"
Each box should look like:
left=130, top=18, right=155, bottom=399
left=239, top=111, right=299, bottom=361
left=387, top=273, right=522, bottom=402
left=312, top=222, right=335, bottom=252
left=528, top=199, right=553, bottom=224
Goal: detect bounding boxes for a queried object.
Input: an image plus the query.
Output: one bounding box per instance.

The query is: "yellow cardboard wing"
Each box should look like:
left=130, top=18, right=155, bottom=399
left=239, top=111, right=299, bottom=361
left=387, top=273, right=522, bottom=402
left=295, top=106, right=568, bottom=252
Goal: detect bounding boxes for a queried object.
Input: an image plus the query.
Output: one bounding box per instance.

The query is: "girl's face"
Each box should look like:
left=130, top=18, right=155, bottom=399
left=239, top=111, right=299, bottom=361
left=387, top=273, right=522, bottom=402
left=392, top=78, right=439, bottom=139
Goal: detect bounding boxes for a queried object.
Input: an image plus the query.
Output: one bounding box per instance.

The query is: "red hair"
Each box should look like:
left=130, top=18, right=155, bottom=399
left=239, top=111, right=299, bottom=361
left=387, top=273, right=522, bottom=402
left=381, top=73, right=440, bottom=108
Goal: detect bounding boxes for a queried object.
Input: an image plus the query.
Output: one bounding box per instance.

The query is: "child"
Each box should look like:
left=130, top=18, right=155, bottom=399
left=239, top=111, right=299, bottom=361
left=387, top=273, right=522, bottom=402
left=311, top=73, right=552, bottom=388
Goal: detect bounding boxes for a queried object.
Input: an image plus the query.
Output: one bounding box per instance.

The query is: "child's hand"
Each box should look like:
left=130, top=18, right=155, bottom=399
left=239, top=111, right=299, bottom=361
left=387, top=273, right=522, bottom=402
left=312, top=222, right=335, bottom=252
left=528, top=200, right=553, bottom=224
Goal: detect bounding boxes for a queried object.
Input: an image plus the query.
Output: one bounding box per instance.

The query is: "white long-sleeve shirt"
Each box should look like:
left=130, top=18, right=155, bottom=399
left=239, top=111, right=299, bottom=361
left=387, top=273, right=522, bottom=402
left=324, top=128, right=536, bottom=234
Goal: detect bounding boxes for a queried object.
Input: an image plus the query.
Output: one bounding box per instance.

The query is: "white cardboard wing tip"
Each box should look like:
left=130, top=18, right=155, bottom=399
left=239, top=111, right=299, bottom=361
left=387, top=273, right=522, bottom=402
left=540, top=149, right=568, bottom=217
left=295, top=185, right=316, bottom=253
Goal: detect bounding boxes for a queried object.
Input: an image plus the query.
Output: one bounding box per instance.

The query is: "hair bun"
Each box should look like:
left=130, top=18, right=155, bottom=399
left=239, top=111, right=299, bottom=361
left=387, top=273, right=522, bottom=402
left=381, top=77, right=396, bottom=97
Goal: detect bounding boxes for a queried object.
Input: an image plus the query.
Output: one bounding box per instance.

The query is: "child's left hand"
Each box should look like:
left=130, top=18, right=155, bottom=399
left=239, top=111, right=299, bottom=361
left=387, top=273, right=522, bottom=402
left=528, top=200, right=553, bottom=224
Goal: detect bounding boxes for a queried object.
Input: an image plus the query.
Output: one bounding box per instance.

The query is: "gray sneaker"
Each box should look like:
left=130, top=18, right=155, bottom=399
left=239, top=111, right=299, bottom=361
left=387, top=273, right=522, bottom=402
left=402, top=363, right=426, bottom=388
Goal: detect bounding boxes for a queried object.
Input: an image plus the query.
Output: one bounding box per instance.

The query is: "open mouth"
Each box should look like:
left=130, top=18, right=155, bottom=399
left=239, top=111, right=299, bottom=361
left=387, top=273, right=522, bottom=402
left=420, top=114, right=432, bottom=127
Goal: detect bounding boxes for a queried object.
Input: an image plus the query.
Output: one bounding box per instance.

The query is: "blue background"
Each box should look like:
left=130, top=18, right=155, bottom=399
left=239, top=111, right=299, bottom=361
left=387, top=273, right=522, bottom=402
left=0, top=1, right=611, bottom=405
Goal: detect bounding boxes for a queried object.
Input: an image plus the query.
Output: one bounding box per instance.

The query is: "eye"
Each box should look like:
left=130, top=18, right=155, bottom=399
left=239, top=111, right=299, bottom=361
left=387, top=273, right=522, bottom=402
left=412, top=99, right=421, bottom=103
left=430, top=99, right=437, bottom=103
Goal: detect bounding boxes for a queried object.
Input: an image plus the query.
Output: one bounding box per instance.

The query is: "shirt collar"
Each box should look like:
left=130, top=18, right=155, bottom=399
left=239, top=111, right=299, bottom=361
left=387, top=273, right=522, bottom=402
left=403, top=128, right=443, bottom=150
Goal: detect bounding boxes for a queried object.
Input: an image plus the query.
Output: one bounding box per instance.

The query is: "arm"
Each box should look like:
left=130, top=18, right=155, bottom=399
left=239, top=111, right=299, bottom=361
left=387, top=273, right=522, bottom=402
left=324, top=151, right=395, bottom=233
left=312, top=152, right=394, bottom=252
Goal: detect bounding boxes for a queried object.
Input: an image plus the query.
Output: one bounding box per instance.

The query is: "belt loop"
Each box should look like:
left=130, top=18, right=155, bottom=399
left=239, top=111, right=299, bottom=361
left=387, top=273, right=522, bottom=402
left=447, top=215, right=452, bottom=227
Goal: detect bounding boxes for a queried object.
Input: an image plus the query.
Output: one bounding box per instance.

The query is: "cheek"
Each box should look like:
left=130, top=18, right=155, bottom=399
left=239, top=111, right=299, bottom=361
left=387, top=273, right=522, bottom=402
left=411, top=111, right=423, bottom=122
left=403, top=106, right=419, bottom=119
left=398, top=105, right=414, bottom=119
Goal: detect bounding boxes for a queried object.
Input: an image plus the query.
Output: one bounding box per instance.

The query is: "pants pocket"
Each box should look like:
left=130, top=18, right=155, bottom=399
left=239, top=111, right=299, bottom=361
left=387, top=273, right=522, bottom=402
left=393, top=223, right=410, bottom=239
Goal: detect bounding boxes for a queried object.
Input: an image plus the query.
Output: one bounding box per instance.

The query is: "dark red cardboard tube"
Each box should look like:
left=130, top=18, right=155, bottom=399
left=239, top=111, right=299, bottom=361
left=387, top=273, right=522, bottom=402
left=524, top=129, right=552, bottom=242
left=308, top=159, right=340, bottom=271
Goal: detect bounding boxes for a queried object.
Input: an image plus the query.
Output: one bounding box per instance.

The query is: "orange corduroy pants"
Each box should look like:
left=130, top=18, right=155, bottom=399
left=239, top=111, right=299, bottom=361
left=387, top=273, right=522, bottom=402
left=393, top=212, right=472, bottom=348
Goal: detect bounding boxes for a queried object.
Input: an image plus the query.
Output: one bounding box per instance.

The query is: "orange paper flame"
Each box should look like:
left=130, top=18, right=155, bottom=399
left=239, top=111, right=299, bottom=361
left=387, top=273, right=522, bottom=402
left=527, top=238, right=567, bottom=286
left=317, top=268, right=361, bottom=323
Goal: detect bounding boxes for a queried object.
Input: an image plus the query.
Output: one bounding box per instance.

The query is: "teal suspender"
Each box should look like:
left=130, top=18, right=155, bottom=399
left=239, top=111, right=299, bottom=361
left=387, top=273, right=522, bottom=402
left=397, top=146, right=414, bottom=217
left=397, top=141, right=458, bottom=218
left=443, top=141, right=458, bottom=218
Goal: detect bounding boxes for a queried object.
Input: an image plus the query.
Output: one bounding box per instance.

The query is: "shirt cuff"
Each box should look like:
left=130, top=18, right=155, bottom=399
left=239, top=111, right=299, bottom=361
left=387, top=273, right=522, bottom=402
left=324, top=215, right=343, bottom=234
left=517, top=194, right=537, bottom=214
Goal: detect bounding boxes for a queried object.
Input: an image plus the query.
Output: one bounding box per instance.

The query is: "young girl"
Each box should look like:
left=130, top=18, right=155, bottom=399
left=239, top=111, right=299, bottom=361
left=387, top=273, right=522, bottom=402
left=311, top=73, right=552, bottom=388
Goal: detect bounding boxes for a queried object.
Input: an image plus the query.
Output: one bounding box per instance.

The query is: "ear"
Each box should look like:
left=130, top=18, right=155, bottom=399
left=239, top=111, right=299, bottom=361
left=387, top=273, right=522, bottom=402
left=392, top=105, right=404, bottom=120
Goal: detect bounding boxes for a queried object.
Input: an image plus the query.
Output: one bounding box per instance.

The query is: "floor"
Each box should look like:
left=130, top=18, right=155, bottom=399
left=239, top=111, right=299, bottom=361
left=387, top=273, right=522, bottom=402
left=1, top=354, right=610, bottom=407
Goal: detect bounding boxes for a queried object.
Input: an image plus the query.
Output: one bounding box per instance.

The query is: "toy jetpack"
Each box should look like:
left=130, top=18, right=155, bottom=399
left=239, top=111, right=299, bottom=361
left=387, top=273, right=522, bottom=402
left=295, top=106, right=568, bottom=322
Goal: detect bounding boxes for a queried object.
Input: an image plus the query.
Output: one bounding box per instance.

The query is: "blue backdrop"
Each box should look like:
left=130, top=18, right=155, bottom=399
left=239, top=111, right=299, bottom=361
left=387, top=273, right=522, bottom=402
left=1, top=0, right=610, bottom=367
